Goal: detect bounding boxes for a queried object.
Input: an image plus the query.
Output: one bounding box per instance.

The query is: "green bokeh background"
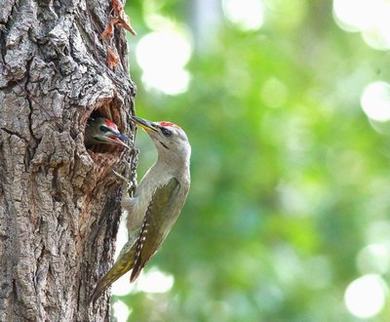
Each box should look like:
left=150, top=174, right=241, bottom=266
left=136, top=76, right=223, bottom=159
left=115, top=1, right=390, bottom=321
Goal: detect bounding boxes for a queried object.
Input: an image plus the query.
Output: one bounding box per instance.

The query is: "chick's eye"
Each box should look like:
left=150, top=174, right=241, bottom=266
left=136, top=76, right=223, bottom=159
left=161, top=127, right=172, bottom=137
left=100, top=125, right=109, bottom=133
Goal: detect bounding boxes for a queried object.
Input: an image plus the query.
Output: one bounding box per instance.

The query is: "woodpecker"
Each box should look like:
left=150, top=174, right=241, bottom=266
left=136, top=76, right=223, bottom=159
left=90, top=115, right=191, bottom=303
left=85, top=117, right=129, bottom=149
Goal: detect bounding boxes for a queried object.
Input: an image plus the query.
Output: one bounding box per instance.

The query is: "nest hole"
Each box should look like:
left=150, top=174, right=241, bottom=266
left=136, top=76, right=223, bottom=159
left=84, top=100, right=128, bottom=159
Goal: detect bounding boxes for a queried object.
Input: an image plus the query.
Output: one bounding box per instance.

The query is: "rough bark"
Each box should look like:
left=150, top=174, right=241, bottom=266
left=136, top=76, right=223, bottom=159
left=0, top=0, right=136, bottom=321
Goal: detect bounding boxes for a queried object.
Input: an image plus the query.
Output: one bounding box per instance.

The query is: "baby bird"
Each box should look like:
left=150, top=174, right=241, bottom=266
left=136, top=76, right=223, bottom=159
left=85, top=117, right=129, bottom=149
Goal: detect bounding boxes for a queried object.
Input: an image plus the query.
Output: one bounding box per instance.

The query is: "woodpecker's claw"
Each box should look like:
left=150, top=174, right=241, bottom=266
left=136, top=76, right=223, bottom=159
left=113, top=170, right=131, bottom=189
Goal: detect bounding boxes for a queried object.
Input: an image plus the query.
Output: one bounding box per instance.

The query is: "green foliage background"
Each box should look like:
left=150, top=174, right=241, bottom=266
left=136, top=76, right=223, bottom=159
left=116, top=1, right=390, bottom=321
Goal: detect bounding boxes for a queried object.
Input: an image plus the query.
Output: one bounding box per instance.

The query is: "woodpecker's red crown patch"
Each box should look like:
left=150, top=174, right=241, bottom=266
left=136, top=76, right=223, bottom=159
left=159, top=121, right=179, bottom=128
left=104, top=119, right=118, bottom=130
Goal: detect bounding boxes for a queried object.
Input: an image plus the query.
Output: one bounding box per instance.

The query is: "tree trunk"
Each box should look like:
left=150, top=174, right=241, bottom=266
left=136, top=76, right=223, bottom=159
left=0, top=0, right=136, bottom=321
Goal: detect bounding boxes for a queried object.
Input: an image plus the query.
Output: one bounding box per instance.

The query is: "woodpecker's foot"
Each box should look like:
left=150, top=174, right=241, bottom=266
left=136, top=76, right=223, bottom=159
left=113, top=170, right=131, bottom=189
left=126, top=141, right=136, bottom=149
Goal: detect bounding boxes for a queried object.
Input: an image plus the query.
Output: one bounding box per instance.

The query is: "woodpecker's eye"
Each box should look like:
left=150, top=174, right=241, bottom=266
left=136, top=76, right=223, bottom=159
left=100, top=125, right=110, bottom=133
left=161, top=127, right=172, bottom=137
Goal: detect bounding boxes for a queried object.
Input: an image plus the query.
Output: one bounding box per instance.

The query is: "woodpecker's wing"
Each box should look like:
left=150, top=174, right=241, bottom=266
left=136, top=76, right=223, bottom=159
left=89, top=178, right=182, bottom=303
left=130, top=177, right=181, bottom=281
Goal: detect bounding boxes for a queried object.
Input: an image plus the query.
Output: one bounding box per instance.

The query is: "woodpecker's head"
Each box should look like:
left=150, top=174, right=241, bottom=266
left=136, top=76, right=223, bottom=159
left=85, top=117, right=129, bottom=149
left=131, top=116, right=191, bottom=162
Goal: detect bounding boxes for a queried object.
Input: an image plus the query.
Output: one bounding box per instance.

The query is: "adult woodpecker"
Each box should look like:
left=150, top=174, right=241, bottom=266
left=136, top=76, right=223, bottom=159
left=85, top=117, right=129, bottom=149
left=90, top=115, right=191, bottom=303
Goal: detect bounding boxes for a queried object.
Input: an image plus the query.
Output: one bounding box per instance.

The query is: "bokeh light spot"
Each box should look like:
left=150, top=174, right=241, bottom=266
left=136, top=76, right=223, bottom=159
left=333, top=0, right=373, bottom=32
left=113, top=267, right=174, bottom=296
left=112, top=300, right=131, bottom=322
left=136, top=31, right=191, bottom=70
left=361, top=81, right=390, bottom=122
left=357, top=244, right=390, bottom=275
left=366, top=220, right=390, bottom=244
left=136, top=30, right=192, bottom=95
left=362, top=21, right=390, bottom=50
left=136, top=268, right=174, bottom=293
left=142, top=69, right=191, bottom=96
left=333, top=0, right=390, bottom=50
left=222, top=0, right=265, bottom=31
left=344, top=274, right=388, bottom=319
left=112, top=272, right=133, bottom=297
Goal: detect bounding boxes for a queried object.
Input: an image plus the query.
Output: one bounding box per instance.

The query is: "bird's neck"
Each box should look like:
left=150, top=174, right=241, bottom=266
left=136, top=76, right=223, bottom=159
left=159, top=151, right=189, bottom=169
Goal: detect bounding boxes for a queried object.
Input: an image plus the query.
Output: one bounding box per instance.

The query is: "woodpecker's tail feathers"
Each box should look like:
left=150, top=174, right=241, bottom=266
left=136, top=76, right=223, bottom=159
left=89, top=244, right=136, bottom=304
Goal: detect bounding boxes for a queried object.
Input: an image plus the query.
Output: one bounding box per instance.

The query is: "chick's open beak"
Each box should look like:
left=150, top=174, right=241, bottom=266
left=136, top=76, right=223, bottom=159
left=108, top=132, right=130, bottom=149
left=131, top=116, right=159, bottom=132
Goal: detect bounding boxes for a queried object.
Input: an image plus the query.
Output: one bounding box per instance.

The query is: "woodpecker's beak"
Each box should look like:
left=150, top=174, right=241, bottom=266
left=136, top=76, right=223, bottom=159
left=107, top=132, right=130, bottom=149
left=131, top=116, right=159, bottom=133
